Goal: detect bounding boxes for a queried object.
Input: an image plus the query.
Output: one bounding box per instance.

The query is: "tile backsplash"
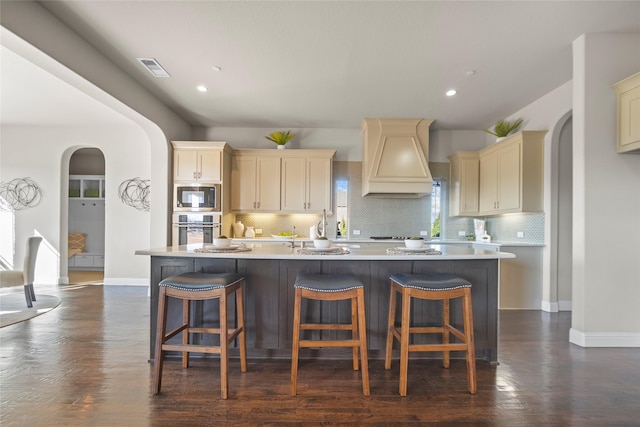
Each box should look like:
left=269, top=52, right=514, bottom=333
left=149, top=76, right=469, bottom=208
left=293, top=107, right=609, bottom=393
left=235, top=161, right=544, bottom=244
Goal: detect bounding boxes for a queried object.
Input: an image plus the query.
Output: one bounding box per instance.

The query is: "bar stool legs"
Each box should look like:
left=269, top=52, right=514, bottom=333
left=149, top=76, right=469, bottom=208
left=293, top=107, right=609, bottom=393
left=385, top=273, right=476, bottom=396
left=152, top=272, right=247, bottom=399
left=291, top=273, right=370, bottom=396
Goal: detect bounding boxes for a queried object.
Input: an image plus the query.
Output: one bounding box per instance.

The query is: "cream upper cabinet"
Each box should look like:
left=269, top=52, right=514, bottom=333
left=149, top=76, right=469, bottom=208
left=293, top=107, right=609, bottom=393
left=281, top=157, right=306, bottom=211
left=172, top=141, right=225, bottom=182
left=448, top=152, right=479, bottom=216
left=232, top=149, right=335, bottom=213
left=613, top=72, right=640, bottom=153
left=478, top=131, right=546, bottom=215
left=231, top=155, right=281, bottom=211
left=281, top=155, right=333, bottom=212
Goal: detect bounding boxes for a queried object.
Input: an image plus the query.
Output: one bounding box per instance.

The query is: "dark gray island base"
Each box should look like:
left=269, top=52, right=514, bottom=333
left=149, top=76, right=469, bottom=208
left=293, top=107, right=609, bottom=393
left=142, top=244, right=507, bottom=364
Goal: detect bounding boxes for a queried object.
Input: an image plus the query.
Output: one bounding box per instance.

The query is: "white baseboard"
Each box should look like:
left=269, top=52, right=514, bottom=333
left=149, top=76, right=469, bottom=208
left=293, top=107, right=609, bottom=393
left=103, top=277, right=149, bottom=287
left=541, top=300, right=572, bottom=312
left=570, top=328, right=640, bottom=347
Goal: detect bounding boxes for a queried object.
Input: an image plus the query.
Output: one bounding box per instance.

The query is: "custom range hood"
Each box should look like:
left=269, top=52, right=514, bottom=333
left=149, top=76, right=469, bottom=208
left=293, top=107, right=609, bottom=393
left=361, top=118, right=434, bottom=198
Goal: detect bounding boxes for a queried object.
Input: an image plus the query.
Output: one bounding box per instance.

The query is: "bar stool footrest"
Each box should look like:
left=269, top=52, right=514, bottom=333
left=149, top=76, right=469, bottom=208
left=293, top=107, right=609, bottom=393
left=299, top=339, right=362, bottom=348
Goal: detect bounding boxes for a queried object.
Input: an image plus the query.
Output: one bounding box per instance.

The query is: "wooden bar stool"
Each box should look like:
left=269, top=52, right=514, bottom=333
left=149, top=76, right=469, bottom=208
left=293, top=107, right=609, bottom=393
left=291, top=273, right=370, bottom=396
left=385, top=273, right=476, bottom=396
left=152, top=272, right=247, bottom=399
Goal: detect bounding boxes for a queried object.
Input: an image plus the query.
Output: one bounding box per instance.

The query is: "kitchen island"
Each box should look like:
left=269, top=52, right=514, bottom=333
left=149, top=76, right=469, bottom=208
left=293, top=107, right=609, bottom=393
left=136, top=243, right=515, bottom=364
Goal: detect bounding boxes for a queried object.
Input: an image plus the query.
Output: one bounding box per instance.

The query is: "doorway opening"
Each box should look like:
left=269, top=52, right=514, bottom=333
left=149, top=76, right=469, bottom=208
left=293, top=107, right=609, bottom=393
left=551, top=113, right=573, bottom=311
left=67, top=148, right=105, bottom=282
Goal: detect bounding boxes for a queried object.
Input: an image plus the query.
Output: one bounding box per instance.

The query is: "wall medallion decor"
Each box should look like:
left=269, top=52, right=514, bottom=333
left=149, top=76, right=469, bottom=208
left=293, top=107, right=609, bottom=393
left=0, top=177, right=42, bottom=212
left=118, top=177, right=150, bottom=212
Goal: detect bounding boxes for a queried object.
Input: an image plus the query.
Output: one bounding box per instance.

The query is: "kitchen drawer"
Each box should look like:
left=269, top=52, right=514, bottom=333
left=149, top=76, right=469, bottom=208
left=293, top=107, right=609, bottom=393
left=69, top=253, right=104, bottom=269
left=93, top=255, right=105, bottom=268
left=73, top=255, right=94, bottom=267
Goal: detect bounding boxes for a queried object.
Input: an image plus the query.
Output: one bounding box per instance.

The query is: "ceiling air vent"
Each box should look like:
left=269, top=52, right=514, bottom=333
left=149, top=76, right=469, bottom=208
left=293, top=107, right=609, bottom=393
left=136, top=58, right=171, bottom=77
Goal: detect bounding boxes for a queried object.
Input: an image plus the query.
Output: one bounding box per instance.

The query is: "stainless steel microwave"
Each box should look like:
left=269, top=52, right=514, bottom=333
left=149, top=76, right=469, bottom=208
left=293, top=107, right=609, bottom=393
left=174, top=184, right=221, bottom=212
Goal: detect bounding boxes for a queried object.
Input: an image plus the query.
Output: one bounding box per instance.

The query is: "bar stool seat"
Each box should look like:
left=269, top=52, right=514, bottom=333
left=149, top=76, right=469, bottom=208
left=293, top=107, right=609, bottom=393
left=385, top=272, right=476, bottom=396
left=291, top=273, right=370, bottom=396
left=152, top=272, right=247, bottom=399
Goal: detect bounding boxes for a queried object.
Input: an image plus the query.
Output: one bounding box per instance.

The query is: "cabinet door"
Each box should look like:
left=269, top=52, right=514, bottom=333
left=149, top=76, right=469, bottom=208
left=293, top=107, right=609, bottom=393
left=461, top=158, right=479, bottom=215
left=174, top=150, right=198, bottom=181
left=497, top=142, right=521, bottom=211
left=281, top=157, right=306, bottom=211
left=479, top=152, right=498, bottom=213
left=306, top=157, right=332, bottom=212
left=255, top=157, right=281, bottom=211
left=614, top=73, right=640, bottom=153
left=231, top=156, right=257, bottom=211
left=93, top=255, right=105, bottom=268
left=450, top=155, right=479, bottom=216
left=74, top=255, right=94, bottom=267
left=199, top=150, right=222, bottom=181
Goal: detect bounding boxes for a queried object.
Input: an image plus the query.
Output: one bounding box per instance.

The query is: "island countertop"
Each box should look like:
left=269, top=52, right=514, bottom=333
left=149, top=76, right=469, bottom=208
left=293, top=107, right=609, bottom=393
left=135, top=242, right=516, bottom=260
left=138, top=242, right=511, bottom=364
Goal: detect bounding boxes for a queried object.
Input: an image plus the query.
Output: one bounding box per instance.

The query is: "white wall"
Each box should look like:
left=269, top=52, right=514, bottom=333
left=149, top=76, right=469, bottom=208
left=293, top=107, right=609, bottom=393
left=194, top=127, right=363, bottom=161
left=1, top=125, right=151, bottom=285
left=430, top=130, right=488, bottom=162
left=502, top=81, right=573, bottom=312
left=570, top=33, right=640, bottom=347
left=1, top=2, right=194, bottom=285
left=196, top=126, right=487, bottom=163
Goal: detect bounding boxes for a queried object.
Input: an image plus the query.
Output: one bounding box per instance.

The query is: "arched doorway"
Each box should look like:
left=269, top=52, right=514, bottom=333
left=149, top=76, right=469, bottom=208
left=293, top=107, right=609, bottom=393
left=67, top=148, right=105, bottom=283
left=550, top=113, right=573, bottom=311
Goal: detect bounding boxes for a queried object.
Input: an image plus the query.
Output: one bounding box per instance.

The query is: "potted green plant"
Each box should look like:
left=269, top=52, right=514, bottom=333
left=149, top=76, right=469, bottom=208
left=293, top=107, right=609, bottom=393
left=265, top=130, right=296, bottom=149
left=484, top=118, right=523, bottom=141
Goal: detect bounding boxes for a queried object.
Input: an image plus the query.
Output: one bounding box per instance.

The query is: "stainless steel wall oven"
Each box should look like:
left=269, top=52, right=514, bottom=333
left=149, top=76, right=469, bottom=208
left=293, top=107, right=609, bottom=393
left=172, top=213, right=221, bottom=246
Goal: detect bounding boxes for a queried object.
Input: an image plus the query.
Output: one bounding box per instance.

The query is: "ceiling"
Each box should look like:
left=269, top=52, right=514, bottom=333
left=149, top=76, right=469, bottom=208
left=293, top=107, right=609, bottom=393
left=2, top=1, right=640, bottom=130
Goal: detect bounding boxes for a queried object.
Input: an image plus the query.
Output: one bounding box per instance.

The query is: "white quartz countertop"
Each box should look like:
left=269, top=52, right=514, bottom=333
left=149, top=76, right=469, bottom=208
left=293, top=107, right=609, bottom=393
left=136, top=242, right=516, bottom=261
left=231, top=237, right=544, bottom=247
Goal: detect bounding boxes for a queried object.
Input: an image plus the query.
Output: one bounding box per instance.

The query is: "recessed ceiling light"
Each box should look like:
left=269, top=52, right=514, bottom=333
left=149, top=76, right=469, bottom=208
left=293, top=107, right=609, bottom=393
left=197, top=85, right=208, bottom=92
left=446, top=89, right=457, bottom=97
left=465, top=70, right=476, bottom=76
left=211, top=66, right=222, bottom=72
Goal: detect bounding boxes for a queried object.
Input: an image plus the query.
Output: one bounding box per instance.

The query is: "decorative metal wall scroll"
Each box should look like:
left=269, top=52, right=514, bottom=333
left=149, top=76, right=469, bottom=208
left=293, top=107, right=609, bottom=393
left=118, top=177, right=150, bottom=212
left=0, top=177, right=42, bottom=212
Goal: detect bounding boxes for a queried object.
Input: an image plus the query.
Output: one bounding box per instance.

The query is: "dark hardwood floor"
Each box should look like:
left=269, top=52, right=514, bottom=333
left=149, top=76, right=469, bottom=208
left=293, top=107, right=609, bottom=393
left=1, top=282, right=639, bottom=426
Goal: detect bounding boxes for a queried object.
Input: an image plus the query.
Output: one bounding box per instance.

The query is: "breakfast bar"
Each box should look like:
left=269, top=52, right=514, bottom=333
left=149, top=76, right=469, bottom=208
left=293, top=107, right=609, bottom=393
left=136, top=242, right=515, bottom=364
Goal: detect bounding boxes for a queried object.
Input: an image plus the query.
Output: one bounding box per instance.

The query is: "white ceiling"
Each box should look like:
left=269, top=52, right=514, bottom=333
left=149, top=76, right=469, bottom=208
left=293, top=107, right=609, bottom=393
left=2, top=1, right=640, bottom=130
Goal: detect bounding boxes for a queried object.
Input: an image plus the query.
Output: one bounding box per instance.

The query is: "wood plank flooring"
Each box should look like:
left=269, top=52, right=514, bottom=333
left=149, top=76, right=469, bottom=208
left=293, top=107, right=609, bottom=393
left=1, top=282, right=639, bottom=426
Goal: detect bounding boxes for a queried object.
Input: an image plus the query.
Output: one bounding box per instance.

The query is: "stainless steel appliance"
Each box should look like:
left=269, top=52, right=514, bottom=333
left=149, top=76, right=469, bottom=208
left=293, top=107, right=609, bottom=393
left=172, top=213, right=221, bottom=246
left=174, top=184, right=221, bottom=212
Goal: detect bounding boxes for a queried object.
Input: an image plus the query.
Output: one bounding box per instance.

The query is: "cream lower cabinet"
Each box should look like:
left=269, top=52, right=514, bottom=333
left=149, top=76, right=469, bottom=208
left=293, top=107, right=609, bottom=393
left=613, top=72, right=640, bottom=153
left=448, top=152, right=479, bottom=216
left=281, top=156, right=333, bottom=212
left=231, top=155, right=281, bottom=211
left=478, top=131, right=546, bottom=215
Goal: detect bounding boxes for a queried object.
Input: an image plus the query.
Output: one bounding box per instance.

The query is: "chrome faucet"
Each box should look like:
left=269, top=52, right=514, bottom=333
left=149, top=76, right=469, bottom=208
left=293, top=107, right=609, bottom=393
left=317, top=209, right=327, bottom=238
left=290, top=225, right=296, bottom=249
